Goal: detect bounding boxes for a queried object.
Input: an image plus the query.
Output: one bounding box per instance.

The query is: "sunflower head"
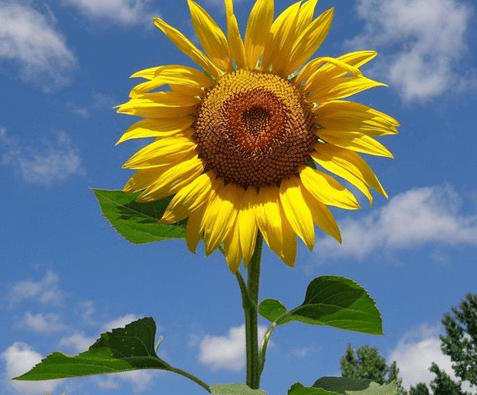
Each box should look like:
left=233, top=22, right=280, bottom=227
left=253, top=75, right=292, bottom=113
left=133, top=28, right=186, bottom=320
left=116, top=0, right=399, bottom=272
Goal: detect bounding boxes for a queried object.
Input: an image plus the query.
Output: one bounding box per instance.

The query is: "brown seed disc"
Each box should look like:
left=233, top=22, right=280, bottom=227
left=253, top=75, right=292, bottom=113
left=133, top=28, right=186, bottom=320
left=194, top=69, right=316, bottom=189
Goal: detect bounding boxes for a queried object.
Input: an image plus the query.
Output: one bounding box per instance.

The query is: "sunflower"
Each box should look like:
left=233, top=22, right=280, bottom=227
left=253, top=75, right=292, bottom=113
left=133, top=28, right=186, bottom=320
left=116, top=0, right=399, bottom=272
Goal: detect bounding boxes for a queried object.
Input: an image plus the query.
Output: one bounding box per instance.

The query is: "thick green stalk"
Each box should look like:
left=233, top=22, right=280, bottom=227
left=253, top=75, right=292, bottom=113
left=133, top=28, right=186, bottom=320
left=244, top=234, right=263, bottom=389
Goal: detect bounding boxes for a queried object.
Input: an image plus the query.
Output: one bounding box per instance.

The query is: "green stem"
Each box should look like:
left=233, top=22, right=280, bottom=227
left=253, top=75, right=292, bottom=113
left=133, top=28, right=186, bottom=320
left=244, top=234, right=263, bottom=389
left=258, top=321, right=277, bottom=377
left=167, top=365, right=211, bottom=393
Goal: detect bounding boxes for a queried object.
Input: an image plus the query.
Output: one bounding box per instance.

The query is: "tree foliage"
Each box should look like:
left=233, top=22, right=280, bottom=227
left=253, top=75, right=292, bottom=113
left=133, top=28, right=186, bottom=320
left=440, top=293, right=477, bottom=387
left=408, top=363, right=472, bottom=395
left=408, top=382, right=430, bottom=395
left=339, top=293, right=477, bottom=395
left=340, top=345, right=403, bottom=388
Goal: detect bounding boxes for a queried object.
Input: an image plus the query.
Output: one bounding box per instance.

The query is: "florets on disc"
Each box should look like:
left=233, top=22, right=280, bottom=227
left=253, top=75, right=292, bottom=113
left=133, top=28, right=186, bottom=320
left=194, top=70, right=316, bottom=189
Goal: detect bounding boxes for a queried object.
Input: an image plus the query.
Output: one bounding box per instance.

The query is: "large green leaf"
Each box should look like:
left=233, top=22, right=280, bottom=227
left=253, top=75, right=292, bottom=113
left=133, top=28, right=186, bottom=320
left=259, top=276, right=383, bottom=335
left=210, top=383, right=267, bottom=395
left=92, top=189, right=186, bottom=244
left=15, top=317, right=170, bottom=380
left=313, top=377, right=400, bottom=395
left=288, top=382, right=339, bottom=395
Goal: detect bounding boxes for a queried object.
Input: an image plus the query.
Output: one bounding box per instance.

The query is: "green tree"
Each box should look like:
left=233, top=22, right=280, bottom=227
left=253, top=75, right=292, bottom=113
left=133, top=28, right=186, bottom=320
left=429, top=362, right=471, bottom=395
left=409, top=363, right=472, bottom=395
left=408, top=382, right=430, bottom=395
left=340, top=345, right=403, bottom=388
left=440, top=293, right=477, bottom=387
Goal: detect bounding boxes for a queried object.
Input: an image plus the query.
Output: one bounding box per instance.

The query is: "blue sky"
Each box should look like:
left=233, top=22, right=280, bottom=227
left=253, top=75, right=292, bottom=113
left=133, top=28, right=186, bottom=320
left=1, top=0, right=476, bottom=394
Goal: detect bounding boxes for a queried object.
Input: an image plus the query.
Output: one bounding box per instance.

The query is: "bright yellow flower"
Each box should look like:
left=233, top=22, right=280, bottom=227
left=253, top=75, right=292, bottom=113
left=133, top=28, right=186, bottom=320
left=117, top=0, right=399, bottom=272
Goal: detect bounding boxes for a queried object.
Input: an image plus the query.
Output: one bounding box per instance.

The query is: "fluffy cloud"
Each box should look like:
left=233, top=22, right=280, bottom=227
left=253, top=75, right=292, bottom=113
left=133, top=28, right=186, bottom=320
left=62, top=0, right=157, bottom=26
left=69, top=91, right=117, bottom=118
left=347, top=0, right=474, bottom=102
left=20, top=312, right=65, bottom=334
left=0, top=129, right=85, bottom=187
left=388, top=325, right=474, bottom=392
left=59, top=332, right=96, bottom=353
left=102, top=314, right=139, bottom=331
left=314, top=185, right=477, bottom=261
left=7, top=270, right=65, bottom=308
left=1, top=342, right=63, bottom=394
left=198, top=324, right=268, bottom=371
left=0, top=3, right=76, bottom=91
left=94, top=370, right=156, bottom=392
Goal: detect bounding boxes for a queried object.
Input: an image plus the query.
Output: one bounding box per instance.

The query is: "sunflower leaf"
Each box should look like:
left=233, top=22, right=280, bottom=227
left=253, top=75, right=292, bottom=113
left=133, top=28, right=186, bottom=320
left=313, top=377, right=400, bottom=395
left=258, top=299, right=288, bottom=322
left=259, top=276, right=383, bottom=335
left=14, top=317, right=171, bottom=380
left=288, top=382, right=339, bottom=395
left=92, top=189, right=186, bottom=244
left=210, top=383, right=268, bottom=395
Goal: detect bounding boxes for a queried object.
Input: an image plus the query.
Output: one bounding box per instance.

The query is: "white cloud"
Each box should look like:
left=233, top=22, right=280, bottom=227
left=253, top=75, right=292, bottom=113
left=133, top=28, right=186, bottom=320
left=69, top=91, right=117, bottom=118
left=20, top=312, right=65, bottom=334
left=92, top=91, right=117, bottom=110
left=1, top=342, right=63, bottom=394
left=0, top=3, right=76, bottom=91
left=288, top=347, right=316, bottom=359
left=198, top=324, right=268, bottom=371
left=388, top=325, right=474, bottom=392
left=347, top=0, right=474, bottom=102
left=7, top=270, right=65, bottom=308
left=62, top=0, right=157, bottom=26
left=95, top=370, right=156, bottom=392
left=102, top=314, right=139, bottom=332
left=314, top=185, right=477, bottom=261
left=0, top=128, right=85, bottom=187
left=58, top=332, right=96, bottom=353
left=78, top=300, right=96, bottom=326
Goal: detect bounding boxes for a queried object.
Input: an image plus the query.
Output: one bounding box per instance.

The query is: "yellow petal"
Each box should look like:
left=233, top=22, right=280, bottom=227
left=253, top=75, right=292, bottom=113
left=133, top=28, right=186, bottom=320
left=130, top=65, right=213, bottom=97
left=312, top=143, right=387, bottom=203
left=318, top=130, right=393, bottom=158
left=261, top=2, right=301, bottom=73
left=122, top=135, right=196, bottom=169
left=225, top=0, right=246, bottom=68
left=186, top=203, right=207, bottom=253
left=294, top=0, right=318, bottom=37
left=188, top=0, right=232, bottom=72
left=279, top=176, right=315, bottom=250
left=161, top=171, right=218, bottom=223
left=201, top=182, right=240, bottom=255
left=244, top=0, right=274, bottom=69
left=153, top=17, right=222, bottom=78
left=306, top=51, right=377, bottom=84
left=297, top=57, right=362, bottom=88
left=337, top=50, right=377, bottom=68
left=131, top=66, right=162, bottom=80
left=299, top=165, right=359, bottom=209
left=308, top=76, right=386, bottom=102
left=238, top=187, right=259, bottom=267
left=285, top=7, right=334, bottom=76
left=256, top=186, right=296, bottom=266
left=136, top=155, right=205, bottom=202
left=116, top=117, right=195, bottom=144
left=301, top=186, right=342, bottom=243
left=223, top=217, right=243, bottom=273
left=117, top=91, right=199, bottom=118
left=124, top=169, right=162, bottom=194
left=314, top=100, right=399, bottom=137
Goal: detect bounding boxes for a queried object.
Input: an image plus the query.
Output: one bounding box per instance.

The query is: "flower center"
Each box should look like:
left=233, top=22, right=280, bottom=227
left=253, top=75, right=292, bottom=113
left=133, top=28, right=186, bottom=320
left=194, top=70, right=316, bottom=189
